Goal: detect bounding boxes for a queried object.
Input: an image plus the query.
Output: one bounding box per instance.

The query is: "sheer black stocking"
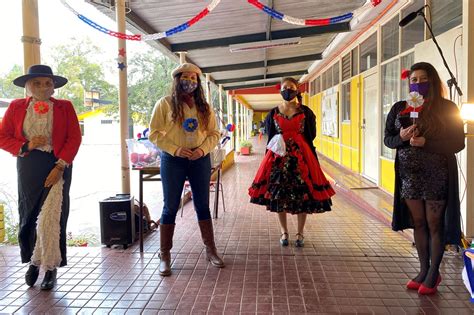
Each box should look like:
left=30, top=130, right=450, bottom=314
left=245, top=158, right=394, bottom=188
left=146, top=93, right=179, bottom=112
left=405, top=199, right=429, bottom=283
left=424, top=200, right=446, bottom=288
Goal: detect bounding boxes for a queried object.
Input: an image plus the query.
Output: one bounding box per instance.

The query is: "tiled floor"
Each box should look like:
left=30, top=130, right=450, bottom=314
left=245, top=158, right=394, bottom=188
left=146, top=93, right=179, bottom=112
left=1, top=138, right=473, bottom=314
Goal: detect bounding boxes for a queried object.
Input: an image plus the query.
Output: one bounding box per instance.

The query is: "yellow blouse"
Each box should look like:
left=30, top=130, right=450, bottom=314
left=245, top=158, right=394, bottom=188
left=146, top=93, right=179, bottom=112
left=149, top=96, right=220, bottom=156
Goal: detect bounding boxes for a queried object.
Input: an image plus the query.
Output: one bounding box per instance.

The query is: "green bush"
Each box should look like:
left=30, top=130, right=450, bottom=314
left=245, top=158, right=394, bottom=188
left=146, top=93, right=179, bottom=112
left=240, top=140, right=253, bottom=148
left=66, top=232, right=98, bottom=247
left=0, top=189, right=19, bottom=245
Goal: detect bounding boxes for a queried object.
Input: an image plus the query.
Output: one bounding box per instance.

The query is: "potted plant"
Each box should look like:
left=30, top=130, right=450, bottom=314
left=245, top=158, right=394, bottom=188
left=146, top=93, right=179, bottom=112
left=67, top=232, right=97, bottom=247
left=240, top=140, right=253, bottom=155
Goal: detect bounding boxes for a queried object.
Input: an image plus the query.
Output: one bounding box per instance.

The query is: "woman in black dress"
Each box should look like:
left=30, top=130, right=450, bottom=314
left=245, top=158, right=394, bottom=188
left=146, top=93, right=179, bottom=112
left=384, top=62, right=464, bottom=295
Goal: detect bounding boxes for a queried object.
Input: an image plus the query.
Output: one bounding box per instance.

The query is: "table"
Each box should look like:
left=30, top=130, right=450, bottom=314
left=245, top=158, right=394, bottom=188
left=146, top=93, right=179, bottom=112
left=133, top=163, right=222, bottom=253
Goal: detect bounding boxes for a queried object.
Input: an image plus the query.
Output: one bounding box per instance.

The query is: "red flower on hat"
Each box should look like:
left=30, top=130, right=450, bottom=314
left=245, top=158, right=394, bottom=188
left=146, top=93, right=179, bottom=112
left=401, top=69, right=410, bottom=80
left=33, top=101, right=49, bottom=114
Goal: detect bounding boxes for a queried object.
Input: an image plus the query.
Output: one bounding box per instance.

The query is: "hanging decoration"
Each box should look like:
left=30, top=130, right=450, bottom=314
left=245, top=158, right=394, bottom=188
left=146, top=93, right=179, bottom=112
left=117, top=48, right=127, bottom=71
left=247, top=0, right=353, bottom=26
left=60, top=0, right=221, bottom=41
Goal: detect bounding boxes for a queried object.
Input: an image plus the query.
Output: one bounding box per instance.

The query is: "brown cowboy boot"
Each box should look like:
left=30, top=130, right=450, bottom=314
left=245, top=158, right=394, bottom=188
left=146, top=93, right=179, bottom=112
left=159, top=224, right=175, bottom=276
left=198, top=219, right=225, bottom=268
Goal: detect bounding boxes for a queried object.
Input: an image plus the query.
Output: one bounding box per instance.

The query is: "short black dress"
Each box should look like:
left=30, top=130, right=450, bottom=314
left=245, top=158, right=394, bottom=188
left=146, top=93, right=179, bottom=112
left=395, top=112, right=448, bottom=200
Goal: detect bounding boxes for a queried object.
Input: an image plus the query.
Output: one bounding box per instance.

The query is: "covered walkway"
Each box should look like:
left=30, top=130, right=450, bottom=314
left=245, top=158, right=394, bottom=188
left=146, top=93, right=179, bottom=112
left=0, top=138, right=472, bottom=314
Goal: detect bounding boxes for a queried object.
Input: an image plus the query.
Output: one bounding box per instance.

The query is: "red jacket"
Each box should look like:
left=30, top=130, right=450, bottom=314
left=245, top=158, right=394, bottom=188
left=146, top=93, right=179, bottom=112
left=0, top=97, right=82, bottom=164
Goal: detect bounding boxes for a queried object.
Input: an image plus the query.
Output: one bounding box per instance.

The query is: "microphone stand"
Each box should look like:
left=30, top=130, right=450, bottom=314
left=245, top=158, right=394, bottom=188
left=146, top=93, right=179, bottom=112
left=418, top=11, right=463, bottom=100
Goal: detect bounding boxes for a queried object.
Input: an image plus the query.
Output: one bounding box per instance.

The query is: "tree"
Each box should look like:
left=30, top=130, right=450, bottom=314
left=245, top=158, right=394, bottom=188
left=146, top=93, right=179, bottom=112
left=0, top=65, right=24, bottom=99
left=124, top=49, right=177, bottom=126
left=45, top=37, right=117, bottom=114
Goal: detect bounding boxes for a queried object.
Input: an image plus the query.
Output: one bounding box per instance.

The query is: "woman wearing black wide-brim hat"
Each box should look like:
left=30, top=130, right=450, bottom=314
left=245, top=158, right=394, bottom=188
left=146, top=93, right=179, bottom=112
left=0, top=64, right=82, bottom=290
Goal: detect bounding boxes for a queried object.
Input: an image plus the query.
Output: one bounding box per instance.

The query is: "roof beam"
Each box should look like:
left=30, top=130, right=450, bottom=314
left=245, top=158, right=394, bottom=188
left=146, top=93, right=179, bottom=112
left=224, top=83, right=269, bottom=91
left=171, top=22, right=350, bottom=51
left=200, top=53, right=322, bottom=73
left=216, top=70, right=307, bottom=85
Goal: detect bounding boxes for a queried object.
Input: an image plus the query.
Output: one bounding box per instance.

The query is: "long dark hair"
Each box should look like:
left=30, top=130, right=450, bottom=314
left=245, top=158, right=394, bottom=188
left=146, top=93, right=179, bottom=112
left=170, top=73, right=210, bottom=130
left=281, top=77, right=303, bottom=104
left=410, top=62, right=446, bottom=137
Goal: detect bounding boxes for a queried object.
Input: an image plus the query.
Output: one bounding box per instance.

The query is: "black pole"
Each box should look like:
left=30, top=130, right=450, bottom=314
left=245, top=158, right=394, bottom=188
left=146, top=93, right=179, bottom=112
left=419, top=11, right=463, bottom=99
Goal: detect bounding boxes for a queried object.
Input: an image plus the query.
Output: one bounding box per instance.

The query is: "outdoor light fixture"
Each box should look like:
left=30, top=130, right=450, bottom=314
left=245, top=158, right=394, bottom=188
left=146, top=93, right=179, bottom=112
left=229, top=37, right=301, bottom=53
left=461, top=103, right=474, bottom=122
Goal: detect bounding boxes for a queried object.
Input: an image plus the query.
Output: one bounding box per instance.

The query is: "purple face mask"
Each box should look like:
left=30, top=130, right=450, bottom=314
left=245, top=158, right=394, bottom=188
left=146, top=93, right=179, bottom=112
left=409, top=82, right=430, bottom=97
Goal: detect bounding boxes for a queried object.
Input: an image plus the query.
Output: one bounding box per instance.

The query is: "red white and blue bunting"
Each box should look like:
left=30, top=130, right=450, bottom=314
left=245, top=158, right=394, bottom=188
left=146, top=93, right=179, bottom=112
left=60, top=0, right=221, bottom=41
left=247, top=0, right=353, bottom=26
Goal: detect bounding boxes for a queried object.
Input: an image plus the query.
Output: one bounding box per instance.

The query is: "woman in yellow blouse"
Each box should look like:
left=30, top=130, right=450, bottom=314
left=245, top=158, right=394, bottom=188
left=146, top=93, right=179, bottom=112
left=149, top=63, right=224, bottom=276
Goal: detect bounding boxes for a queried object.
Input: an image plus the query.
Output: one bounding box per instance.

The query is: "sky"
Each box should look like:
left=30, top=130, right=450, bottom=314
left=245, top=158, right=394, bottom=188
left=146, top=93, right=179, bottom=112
left=1, top=0, right=159, bottom=83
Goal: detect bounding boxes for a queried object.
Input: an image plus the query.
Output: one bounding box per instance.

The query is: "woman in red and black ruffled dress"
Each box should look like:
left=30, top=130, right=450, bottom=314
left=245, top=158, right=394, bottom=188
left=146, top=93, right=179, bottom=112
left=249, top=77, right=335, bottom=247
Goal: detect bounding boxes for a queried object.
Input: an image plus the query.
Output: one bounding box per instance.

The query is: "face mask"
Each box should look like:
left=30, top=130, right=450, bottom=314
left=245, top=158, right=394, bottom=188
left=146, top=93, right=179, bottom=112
left=180, top=79, right=198, bottom=94
left=31, top=88, right=54, bottom=101
left=280, top=89, right=298, bottom=102
left=409, top=82, right=430, bottom=97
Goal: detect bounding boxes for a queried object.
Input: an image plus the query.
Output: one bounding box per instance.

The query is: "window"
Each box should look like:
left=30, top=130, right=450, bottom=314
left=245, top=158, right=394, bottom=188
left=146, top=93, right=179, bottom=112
left=315, top=76, right=321, bottom=94
left=382, top=16, right=400, bottom=61
left=401, top=0, right=425, bottom=52
left=432, top=0, right=462, bottom=36
left=400, top=52, right=414, bottom=100
left=333, top=62, right=340, bottom=86
left=351, top=47, right=359, bottom=76
left=321, top=71, right=327, bottom=91
left=342, top=82, right=351, bottom=122
left=381, top=59, right=400, bottom=159
left=342, top=53, right=351, bottom=81
left=326, top=68, right=333, bottom=89
left=360, top=33, right=377, bottom=72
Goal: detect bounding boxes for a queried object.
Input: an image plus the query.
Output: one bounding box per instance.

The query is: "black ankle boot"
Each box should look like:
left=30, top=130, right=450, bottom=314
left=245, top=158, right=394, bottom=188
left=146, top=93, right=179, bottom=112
left=25, top=265, right=39, bottom=287
left=40, top=269, right=57, bottom=290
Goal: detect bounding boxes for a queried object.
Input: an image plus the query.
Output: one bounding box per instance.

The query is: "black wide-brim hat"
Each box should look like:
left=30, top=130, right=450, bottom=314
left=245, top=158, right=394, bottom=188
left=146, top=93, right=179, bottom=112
left=13, top=64, right=68, bottom=88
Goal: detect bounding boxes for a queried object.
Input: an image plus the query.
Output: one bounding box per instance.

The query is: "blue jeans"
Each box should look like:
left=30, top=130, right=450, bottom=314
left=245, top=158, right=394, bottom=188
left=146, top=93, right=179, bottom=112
left=160, top=151, right=212, bottom=224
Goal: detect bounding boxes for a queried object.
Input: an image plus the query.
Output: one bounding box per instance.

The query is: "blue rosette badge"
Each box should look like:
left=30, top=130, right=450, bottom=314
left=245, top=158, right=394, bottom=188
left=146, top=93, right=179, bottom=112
left=183, top=118, right=198, bottom=146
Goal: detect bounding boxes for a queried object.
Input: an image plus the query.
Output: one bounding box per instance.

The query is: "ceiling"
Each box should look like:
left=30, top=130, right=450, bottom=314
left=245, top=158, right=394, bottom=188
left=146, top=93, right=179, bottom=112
left=85, top=0, right=374, bottom=111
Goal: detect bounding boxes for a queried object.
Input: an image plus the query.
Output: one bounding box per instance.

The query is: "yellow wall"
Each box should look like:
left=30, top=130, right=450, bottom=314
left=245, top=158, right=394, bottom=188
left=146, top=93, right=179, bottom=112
left=350, top=76, right=361, bottom=173
left=252, top=112, right=267, bottom=125
left=308, top=76, right=401, bottom=198
left=380, top=158, right=395, bottom=194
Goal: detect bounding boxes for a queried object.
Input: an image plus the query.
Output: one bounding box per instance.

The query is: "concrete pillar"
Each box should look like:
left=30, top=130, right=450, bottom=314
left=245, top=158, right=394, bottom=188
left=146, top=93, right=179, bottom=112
left=205, top=73, right=211, bottom=104
left=218, top=84, right=224, bottom=130
left=178, top=52, right=187, bottom=64
left=116, top=0, right=130, bottom=194
left=236, top=100, right=241, bottom=152
left=462, top=0, right=474, bottom=238
left=227, top=92, right=234, bottom=150
left=22, top=0, right=41, bottom=71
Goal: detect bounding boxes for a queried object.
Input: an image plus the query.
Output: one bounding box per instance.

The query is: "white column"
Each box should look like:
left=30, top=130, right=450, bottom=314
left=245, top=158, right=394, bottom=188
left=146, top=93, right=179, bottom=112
left=205, top=73, right=211, bottom=104
left=245, top=108, right=249, bottom=140
left=227, top=93, right=234, bottom=150
left=22, top=0, right=41, bottom=71
left=116, top=0, right=130, bottom=193
left=178, top=52, right=187, bottom=64
left=236, top=100, right=241, bottom=152
left=462, top=0, right=474, bottom=238
left=218, top=84, right=224, bottom=130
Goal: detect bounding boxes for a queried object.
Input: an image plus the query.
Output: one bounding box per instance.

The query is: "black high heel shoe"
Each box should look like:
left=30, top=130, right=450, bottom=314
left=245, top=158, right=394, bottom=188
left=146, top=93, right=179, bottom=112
left=25, top=264, right=39, bottom=287
left=40, top=269, right=57, bottom=290
left=295, top=233, right=304, bottom=247
left=280, top=232, right=289, bottom=246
